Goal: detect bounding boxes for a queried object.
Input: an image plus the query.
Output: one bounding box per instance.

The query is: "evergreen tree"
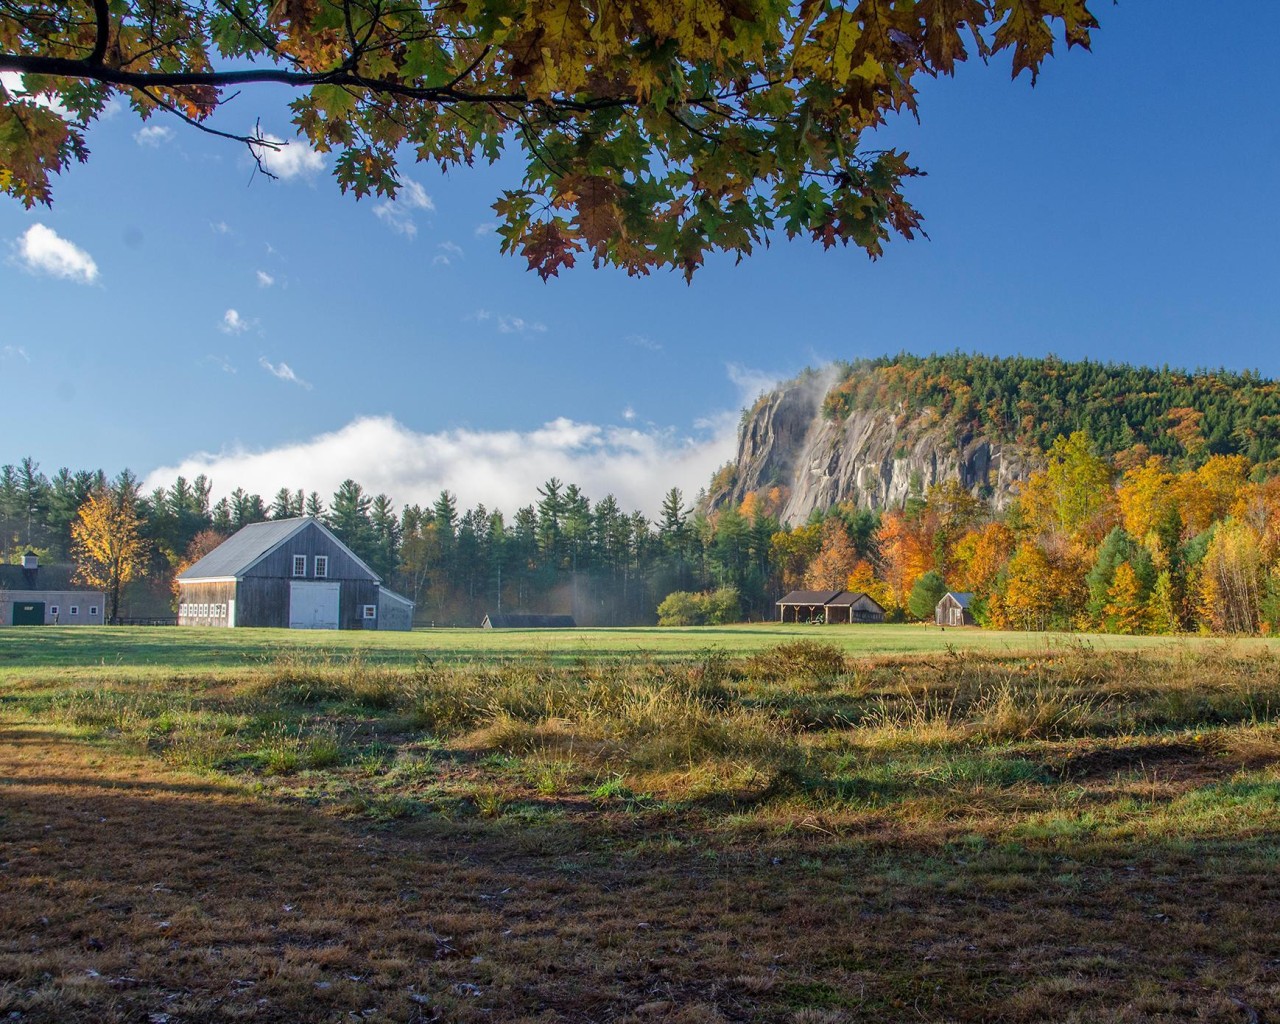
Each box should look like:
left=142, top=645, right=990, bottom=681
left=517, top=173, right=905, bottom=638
left=907, top=570, right=947, bottom=621
left=328, top=479, right=375, bottom=562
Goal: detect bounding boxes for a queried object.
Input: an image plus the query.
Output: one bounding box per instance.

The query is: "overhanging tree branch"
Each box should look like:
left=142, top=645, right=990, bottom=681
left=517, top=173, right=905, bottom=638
left=0, top=0, right=1098, bottom=276
left=0, top=52, right=635, bottom=114
left=88, top=0, right=109, bottom=64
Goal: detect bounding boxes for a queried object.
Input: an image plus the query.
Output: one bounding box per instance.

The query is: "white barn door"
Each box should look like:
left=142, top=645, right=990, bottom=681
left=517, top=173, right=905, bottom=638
left=289, top=581, right=341, bottom=629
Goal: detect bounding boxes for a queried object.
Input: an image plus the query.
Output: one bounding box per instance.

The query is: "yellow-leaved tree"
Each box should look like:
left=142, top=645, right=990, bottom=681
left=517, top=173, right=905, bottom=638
left=71, top=487, right=148, bottom=623
left=1196, top=519, right=1264, bottom=635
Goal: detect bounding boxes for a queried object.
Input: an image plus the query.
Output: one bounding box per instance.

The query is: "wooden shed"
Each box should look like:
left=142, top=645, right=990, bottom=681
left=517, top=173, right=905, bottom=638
left=175, top=517, right=412, bottom=630
left=777, top=590, right=884, bottom=624
left=481, top=613, right=577, bottom=629
left=936, top=592, right=976, bottom=627
left=825, top=591, right=887, bottom=624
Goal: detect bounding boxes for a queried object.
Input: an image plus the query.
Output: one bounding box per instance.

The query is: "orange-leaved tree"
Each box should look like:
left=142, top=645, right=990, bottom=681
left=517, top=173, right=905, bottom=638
left=803, top=520, right=860, bottom=592
left=169, top=528, right=227, bottom=603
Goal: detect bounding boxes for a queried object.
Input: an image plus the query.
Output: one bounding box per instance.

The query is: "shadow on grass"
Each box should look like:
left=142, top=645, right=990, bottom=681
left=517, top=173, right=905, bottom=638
left=3, top=723, right=1280, bottom=1024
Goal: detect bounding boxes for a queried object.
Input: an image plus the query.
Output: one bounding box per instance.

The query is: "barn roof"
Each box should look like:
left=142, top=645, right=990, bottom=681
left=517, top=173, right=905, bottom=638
left=777, top=590, right=842, bottom=605
left=484, top=613, right=577, bottom=628
left=176, top=517, right=381, bottom=583
left=0, top=563, right=79, bottom=591
left=831, top=591, right=886, bottom=612
left=824, top=591, right=865, bottom=606
left=378, top=587, right=415, bottom=609
left=176, top=518, right=310, bottom=581
left=942, top=592, right=975, bottom=608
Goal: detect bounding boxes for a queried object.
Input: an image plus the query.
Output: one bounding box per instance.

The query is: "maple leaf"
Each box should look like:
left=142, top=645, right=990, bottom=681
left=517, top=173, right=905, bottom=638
left=520, top=220, right=580, bottom=280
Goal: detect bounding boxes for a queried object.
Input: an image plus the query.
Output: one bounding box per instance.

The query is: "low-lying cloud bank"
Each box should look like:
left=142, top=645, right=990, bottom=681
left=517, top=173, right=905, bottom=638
left=144, top=413, right=741, bottom=518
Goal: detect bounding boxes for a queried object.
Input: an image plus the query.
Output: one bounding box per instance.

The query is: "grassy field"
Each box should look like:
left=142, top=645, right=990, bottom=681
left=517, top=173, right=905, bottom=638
left=3, top=621, right=1277, bottom=675
left=2, top=628, right=1279, bottom=1022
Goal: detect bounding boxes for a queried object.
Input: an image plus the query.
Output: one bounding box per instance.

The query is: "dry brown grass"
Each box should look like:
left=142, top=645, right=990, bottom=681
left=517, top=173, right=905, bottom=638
left=3, top=643, right=1280, bottom=1021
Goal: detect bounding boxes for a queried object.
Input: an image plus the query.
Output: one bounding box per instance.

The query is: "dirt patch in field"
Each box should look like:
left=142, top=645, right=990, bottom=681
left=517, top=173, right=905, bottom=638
left=3, top=721, right=1280, bottom=1023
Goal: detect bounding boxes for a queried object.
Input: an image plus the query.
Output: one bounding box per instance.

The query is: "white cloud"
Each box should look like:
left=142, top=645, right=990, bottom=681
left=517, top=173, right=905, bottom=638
left=1, top=72, right=70, bottom=117
left=219, top=308, right=253, bottom=334
left=14, top=224, right=99, bottom=284
left=374, top=204, right=417, bottom=238
left=622, top=406, right=637, bottom=422
left=474, top=222, right=498, bottom=238
left=144, top=412, right=737, bottom=519
left=211, top=221, right=232, bottom=235
left=467, top=308, right=547, bottom=334
left=727, top=362, right=785, bottom=404
left=372, top=178, right=434, bottom=238
left=400, top=179, right=434, bottom=211
left=259, top=357, right=311, bottom=389
left=2, top=345, right=30, bottom=364
left=135, top=124, right=173, bottom=147
left=250, top=132, right=324, bottom=180
left=498, top=315, right=547, bottom=335
left=438, top=240, right=463, bottom=257
left=256, top=270, right=275, bottom=288
left=205, top=354, right=236, bottom=374
left=432, top=253, right=450, bottom=265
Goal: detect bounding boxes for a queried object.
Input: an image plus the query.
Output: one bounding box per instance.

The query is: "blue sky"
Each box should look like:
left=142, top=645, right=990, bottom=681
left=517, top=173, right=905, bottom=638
left=3, top=1, right=1278, bottom=515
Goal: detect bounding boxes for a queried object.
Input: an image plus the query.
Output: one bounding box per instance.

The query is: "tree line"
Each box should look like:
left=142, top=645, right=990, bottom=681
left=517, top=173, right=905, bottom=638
left=0, top=459, right=791, bottom=625
left=7, top=419, right=1280, bottom=634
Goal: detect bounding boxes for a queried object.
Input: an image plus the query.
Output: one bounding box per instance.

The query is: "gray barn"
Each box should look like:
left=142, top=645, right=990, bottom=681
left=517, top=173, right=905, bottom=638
left=0, top=554, right=105, bottom=626
left=176, top=517, right=413, bottom=630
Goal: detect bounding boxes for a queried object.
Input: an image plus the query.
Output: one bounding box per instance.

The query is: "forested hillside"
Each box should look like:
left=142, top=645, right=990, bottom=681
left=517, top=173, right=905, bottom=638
left=822, top=353, right=1280, bottom=468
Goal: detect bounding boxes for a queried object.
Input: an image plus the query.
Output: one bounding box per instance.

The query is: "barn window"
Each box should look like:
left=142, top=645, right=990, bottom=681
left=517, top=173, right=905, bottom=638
left=90, top=606, right=98, bottom=616
left=49, top=606, right=59, bottom=616
left=314, top=555, right=329, bottom=579
left=362, top=605, right=377, bottom=619
left=292, top=555, right=307, bottom=577
left=70, top=606, right=79, bottom=615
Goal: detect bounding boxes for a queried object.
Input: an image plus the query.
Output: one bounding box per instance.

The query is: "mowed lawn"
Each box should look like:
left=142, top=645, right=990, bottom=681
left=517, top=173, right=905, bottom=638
left=2, top=621, right=1276, bottom=677
left=2, top=627, right=1280, bottom=1022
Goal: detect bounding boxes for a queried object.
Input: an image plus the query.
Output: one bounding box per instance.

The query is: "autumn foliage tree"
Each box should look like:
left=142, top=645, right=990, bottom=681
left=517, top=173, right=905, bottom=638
left=71, top=485, right=149, bottom=622
left=169, top=528, right=228, bottom=601
left=1015, top=431, right=1117, bottom=546
left=2, top=1, right=1097, bottom=277
left=803, top=520, right=860, bottom=592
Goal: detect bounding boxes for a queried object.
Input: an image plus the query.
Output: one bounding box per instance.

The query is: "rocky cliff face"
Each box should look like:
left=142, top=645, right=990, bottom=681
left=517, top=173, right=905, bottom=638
left=714, top=378, right=1039, bottom=524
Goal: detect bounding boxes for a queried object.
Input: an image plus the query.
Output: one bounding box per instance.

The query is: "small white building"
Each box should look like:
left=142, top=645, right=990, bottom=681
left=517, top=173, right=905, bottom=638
left=1, top=554, right=105, bottom=626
